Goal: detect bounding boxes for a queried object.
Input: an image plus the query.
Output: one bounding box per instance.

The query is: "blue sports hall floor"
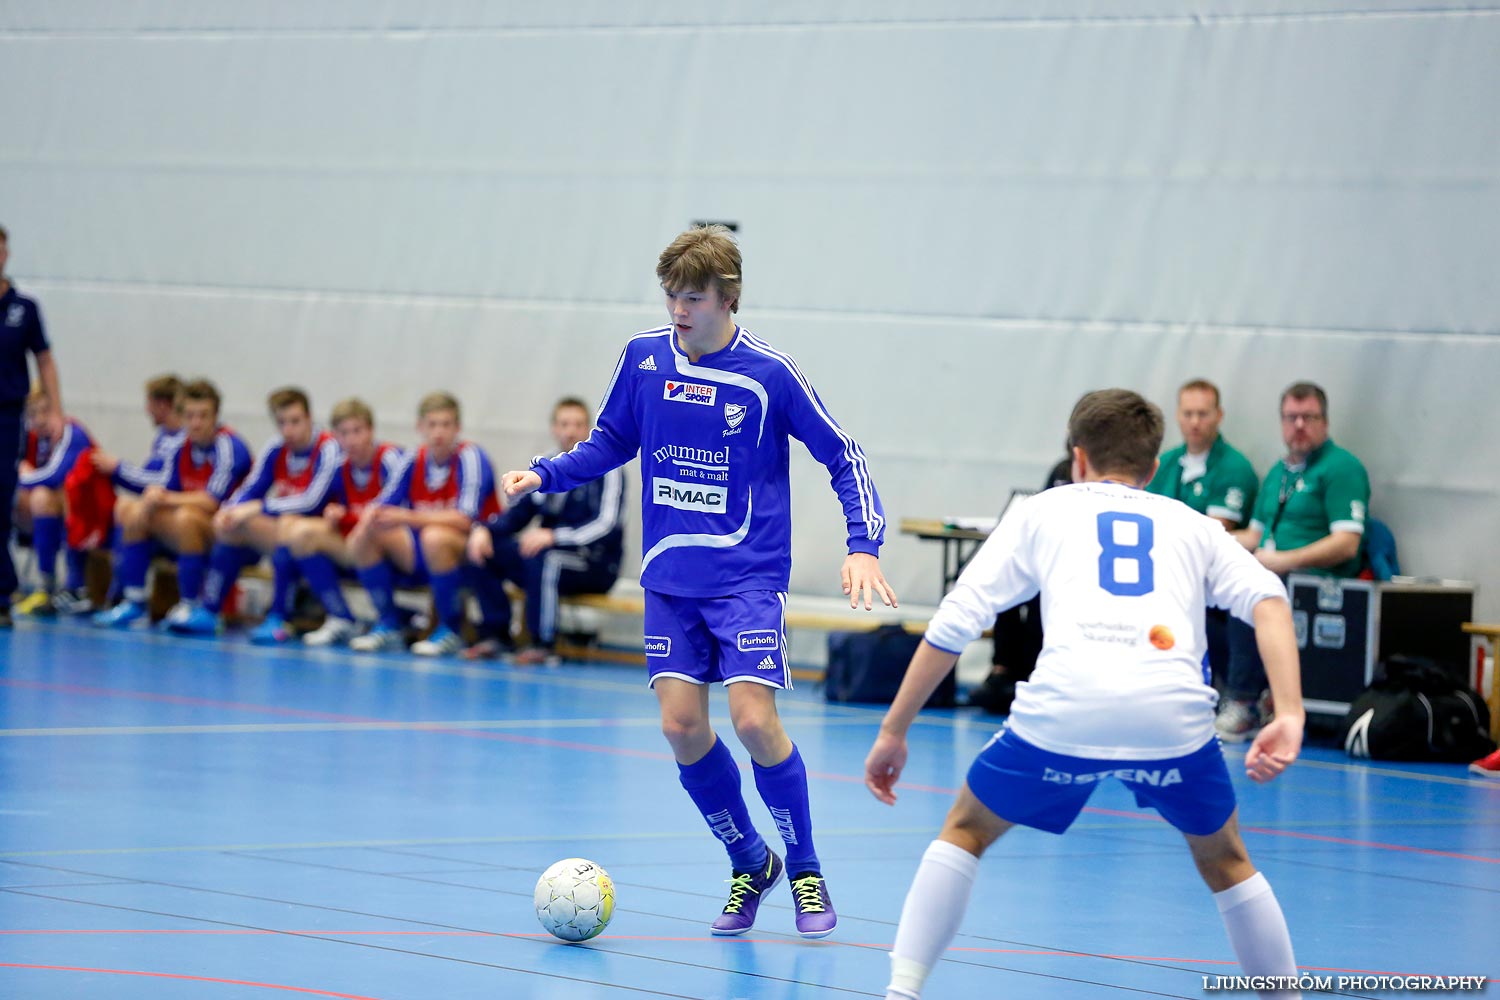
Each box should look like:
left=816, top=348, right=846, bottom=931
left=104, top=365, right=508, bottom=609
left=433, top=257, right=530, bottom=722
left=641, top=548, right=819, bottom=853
left=1, top=619, right=1496, bottom=999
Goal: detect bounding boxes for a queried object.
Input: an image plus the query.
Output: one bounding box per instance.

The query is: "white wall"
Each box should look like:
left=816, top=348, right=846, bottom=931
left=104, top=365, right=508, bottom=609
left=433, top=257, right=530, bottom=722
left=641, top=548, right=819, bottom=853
left=3, top=2, right=1497, bottom=621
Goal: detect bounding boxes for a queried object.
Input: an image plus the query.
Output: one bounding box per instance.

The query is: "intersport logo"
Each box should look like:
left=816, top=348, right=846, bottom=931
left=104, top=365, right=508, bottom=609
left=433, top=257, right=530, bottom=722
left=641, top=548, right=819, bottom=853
left=663, top=381, right=717, bottom=406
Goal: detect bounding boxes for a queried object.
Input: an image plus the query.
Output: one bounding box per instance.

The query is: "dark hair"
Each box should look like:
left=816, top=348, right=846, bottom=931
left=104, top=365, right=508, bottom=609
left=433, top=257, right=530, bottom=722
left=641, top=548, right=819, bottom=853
left=1280, top=381, right=1328, bottom=420
left=1178, top=378, right=1221, bottom=409
left=177, top=378, right=222, bottom=416
left=267, top=386, right=311, bottom=418
left=553, top=396, right=591, bottom=420
left=1067, top=389, right=1164, bottom=480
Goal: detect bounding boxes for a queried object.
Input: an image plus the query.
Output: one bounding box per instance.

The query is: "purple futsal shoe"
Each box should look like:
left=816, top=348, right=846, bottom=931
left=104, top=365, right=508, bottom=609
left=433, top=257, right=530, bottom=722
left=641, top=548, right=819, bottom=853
left=710, top=849, right=784, bottom=936
left=790, top=872, right=836, bottom=938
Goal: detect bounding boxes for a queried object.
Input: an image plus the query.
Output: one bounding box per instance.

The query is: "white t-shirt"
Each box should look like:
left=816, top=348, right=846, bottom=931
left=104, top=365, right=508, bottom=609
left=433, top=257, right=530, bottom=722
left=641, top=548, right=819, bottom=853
left=925, top=482, right=1287, bottom=760
left=1179, top=449, right=1209, bottom=483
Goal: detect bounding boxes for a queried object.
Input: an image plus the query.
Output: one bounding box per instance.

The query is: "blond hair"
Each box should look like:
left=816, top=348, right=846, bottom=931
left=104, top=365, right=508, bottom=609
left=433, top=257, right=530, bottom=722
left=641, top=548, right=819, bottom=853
left=330, top=397, right=375, bottom=428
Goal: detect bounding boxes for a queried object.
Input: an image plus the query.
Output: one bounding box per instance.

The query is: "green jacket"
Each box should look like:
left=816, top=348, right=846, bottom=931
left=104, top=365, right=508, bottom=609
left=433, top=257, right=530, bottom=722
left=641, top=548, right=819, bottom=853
left=1249, top=439, right=1370, bottom=578
left=1148, top=435, right=1259, bottom=525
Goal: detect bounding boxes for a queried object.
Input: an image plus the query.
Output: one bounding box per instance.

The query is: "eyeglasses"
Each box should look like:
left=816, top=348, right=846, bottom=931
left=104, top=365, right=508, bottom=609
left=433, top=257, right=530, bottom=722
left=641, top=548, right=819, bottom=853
left=1280, top=413, right=1325, bottom=426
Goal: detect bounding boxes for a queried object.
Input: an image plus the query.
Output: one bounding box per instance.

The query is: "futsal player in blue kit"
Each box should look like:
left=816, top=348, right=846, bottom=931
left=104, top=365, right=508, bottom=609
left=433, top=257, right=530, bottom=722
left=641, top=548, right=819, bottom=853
left=865, top=389, right=1305, bottom=1000
left=502, top=225, right=897, bottom=939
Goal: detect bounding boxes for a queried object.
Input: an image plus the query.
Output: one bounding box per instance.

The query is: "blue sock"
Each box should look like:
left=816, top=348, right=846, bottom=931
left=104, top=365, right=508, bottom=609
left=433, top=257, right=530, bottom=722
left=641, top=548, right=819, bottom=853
left=107, top=525, right=125, bottom=601
left=178, top=553, right=206, bottom=602
left=33, top=515, right=63, bottom=590
left=119, top=540, right=152, bottom=602
left=677, top=736, right=768, bottom=872
left=429, top=568, right=463, bottom=633
left=203, top=544, right=252, bottom=613
left=270, top=546, right=297, bottom=619
left=753, top=744, right=820, bottom=875
left=299, top=554, right=352, bottom=620
left=65, top=548, right=88, bottom=591
left=357, top=562, right=401, bottom=629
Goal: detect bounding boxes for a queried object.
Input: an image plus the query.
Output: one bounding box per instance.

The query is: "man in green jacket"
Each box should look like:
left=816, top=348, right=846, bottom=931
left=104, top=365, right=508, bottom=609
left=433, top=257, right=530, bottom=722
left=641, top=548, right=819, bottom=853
left=1148, top=379, right=1260, bottom=529
left=1217, top=382, right=1371, bottom=742
left=1148, top=379, right=1260, bottom=689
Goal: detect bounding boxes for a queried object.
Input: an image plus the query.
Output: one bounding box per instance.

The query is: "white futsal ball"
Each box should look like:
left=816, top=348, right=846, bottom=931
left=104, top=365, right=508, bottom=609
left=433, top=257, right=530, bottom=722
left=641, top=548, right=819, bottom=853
left=534, top=858, right=615, bottom=942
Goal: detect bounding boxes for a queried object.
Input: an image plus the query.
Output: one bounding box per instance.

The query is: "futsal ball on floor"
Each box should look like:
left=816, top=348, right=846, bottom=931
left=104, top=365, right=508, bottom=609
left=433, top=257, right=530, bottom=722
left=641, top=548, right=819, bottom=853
left=534, top=858, right=615, bottom=942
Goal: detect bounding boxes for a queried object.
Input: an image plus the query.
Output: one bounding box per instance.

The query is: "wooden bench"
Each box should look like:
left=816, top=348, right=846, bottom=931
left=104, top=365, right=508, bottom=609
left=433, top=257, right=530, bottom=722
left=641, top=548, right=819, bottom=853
left=560, top=591, right=930, bottom=635
left=143, top=560, right=986, bottom=681
left=554, top=589, right=983, bottom=680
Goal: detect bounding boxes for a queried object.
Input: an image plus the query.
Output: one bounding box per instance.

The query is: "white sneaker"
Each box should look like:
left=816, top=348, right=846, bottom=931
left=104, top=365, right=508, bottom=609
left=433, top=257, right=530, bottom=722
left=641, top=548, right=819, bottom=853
left=53, top=588, right=96, bottom=615
left=162, top=601, right=194, bottom=625
left=303, top=617, right=358, bottom=647
left=349, top=625, right=406, bottom=652
left=1215, top=698, right=1264, bottom=744
left=411, top=626, right=463, bottom=657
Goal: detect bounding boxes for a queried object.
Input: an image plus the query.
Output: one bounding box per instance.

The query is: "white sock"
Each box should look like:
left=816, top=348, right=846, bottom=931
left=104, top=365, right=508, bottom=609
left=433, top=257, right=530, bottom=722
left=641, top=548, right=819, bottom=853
left=1215, top=871, right=1301, bottom=999
left=886, top=839, right=980, bottom=1000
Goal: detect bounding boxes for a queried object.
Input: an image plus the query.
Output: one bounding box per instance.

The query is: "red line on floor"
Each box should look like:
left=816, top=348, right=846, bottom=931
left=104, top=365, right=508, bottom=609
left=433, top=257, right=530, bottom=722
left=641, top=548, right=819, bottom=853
left=10, top=678, right=1494, bottom=866
left=2, top=937, right=1493, bottom=982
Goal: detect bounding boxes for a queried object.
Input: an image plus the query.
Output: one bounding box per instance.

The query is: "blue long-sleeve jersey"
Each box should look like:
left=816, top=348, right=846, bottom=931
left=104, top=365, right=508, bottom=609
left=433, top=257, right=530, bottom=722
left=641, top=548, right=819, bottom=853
left=160, top=428, right=253, bottom=502
left=531, top=325, right=885, bottom=598
left=227, top=431, right=341, bottom=516
left=112, top=427, right=186, bottom=493
left=487, top=460, right=625, bottom=574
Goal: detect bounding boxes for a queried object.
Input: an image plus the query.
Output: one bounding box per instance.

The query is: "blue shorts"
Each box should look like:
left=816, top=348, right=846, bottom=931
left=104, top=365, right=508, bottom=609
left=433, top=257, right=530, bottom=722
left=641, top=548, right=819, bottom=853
left=966, top=729, right=1237, bottom=837
left=643, top=589, right=790, bottom=690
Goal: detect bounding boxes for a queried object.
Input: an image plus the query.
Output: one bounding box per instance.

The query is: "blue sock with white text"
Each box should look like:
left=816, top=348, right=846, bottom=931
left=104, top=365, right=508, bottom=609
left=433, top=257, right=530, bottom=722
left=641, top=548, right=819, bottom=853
left=753, top=744, right=820, bottom=875
left=678, top=736, right=769, bottom=872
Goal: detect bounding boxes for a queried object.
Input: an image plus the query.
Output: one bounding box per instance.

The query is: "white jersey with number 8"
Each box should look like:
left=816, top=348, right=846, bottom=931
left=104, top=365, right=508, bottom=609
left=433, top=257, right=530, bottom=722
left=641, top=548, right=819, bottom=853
left=926, top=482, right=1287, bottom=760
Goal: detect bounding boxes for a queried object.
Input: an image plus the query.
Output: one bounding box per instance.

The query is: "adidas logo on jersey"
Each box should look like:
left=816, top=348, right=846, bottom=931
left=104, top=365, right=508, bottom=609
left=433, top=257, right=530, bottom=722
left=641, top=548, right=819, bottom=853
left=756, top=655, right=778, bottom=671
left=638, top=355, right=658, bottom=371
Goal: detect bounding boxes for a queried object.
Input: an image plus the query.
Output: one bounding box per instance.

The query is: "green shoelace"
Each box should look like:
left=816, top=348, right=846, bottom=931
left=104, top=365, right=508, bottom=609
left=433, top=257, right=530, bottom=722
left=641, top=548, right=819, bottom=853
left=722, top=871, right=759, bottom=914
left=791, top=875, right=826, bottom=913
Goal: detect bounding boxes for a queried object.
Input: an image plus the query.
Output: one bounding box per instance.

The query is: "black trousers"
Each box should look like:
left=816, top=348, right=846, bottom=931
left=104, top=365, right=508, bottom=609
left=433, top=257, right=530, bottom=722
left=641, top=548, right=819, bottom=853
left=0, top=402, right=23, bottom=605
left=992, top=595, right=1043, bottom=679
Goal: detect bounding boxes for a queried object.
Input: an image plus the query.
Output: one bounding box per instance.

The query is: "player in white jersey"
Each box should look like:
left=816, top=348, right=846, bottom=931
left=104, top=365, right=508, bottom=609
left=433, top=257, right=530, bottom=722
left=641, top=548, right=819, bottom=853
left=865, top=389, right=1305, bottom=1000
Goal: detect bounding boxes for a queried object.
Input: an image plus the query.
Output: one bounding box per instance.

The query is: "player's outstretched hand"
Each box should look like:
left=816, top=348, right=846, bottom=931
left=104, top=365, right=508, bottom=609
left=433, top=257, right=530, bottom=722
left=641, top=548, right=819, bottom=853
left=864, top=730, right=908, bottom=805
left=843, top=552, right=898, bottom=611
left=502, top=470, right=542, bottom=499
left=1244, top=715, right=1304, bottom=784
left=90, top=450, right=119, bottom=475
